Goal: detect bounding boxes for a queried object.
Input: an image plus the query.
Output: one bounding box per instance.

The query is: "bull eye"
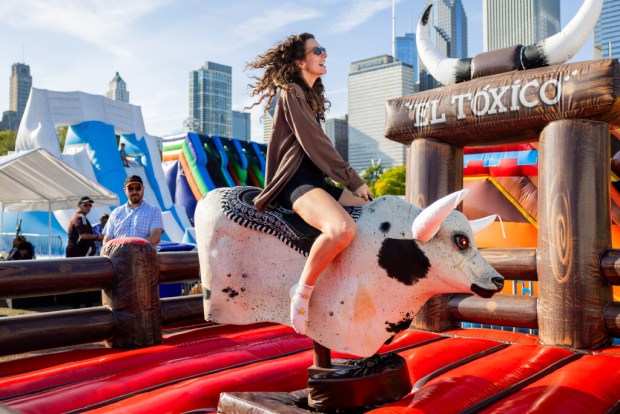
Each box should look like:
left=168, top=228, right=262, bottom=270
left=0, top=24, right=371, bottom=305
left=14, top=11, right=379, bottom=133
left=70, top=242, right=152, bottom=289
left=454, top=234, right=469, bottom=250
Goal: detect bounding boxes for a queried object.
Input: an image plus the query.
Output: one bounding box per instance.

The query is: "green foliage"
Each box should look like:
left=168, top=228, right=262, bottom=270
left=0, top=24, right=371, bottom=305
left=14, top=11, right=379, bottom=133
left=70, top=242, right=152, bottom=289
left=0, top=130, right=17, bottom=156
left=325, top=177, right=344, bottom=189
left=374, top=165, right=406, bottom=197
left=56, top=126, right=68, bottom=151
left=360, top=160, right=384, bottom=194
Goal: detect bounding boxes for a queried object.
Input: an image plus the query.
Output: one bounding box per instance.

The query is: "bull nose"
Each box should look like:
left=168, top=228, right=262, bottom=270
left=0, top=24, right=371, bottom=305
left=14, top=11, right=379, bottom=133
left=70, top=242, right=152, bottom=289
left=492, top=276, right=504, bottom=290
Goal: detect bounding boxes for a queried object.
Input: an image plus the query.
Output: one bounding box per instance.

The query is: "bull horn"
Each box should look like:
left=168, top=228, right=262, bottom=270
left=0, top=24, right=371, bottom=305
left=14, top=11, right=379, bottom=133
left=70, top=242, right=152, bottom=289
left=521, top=0, right=603, bottom=68
left=412, top=189, right=469, bottom=243
left=416, top=4, right=472, bottom=86
left=417, top=0, right=602, bottom=85
left=469, top=215, right=497, bottom=234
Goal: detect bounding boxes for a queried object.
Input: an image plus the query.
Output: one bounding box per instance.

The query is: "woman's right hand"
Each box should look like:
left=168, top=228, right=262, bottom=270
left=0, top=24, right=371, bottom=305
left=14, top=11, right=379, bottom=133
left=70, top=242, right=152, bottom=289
left=353, top=183, right=372, bottom=201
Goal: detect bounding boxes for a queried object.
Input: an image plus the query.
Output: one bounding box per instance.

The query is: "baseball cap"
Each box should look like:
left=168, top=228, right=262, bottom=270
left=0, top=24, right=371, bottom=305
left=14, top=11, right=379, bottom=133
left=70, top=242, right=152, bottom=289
left=79, top=196, right=94, bottom=204
left=124, top=175, right=143, bottom=186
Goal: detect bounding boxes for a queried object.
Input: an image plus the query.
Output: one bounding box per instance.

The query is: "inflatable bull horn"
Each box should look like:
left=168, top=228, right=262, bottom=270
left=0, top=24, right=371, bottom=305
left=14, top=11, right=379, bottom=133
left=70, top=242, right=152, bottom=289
left=417, top=0, right=603, bottom=85
left=411, top=189, right=469, bottom=242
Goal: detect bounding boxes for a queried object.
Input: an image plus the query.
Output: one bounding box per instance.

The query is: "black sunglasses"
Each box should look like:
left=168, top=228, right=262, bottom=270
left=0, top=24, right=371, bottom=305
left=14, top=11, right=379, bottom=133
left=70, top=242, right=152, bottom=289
left=306, top=46, right=326, bottom=56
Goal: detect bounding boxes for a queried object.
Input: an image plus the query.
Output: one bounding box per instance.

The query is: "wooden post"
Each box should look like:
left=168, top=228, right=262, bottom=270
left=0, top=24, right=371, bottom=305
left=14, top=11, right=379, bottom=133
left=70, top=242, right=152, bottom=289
left=408, top=138, right=463, bottom=332
left=102, top=237, right=162, bottom=348
left=406, top=139, right=463, bottom=208
left=538, top=120, right=612, bottom=349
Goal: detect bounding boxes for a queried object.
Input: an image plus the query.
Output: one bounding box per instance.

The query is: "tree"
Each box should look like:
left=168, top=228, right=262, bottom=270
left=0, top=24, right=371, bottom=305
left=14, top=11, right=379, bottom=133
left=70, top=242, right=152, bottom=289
left=0, top=130, right=17, bottom=156
left=56, top=126, right=68, bottom=151
left=374, top=165, right=406, bottom=197
left=360, top=159, right=384, bottom=194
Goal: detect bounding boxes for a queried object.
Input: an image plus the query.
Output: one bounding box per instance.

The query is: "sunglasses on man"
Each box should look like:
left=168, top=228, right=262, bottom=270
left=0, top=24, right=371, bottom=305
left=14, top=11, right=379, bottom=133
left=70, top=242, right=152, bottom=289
left=126, top=185, right=142, bottom=192
left=306, top=46, right=327, bottom=56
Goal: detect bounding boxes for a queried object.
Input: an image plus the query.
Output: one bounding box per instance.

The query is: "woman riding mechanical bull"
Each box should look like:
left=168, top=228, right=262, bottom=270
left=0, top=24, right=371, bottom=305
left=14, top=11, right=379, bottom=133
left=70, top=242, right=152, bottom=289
left=246, top=33, right=372, bottom=335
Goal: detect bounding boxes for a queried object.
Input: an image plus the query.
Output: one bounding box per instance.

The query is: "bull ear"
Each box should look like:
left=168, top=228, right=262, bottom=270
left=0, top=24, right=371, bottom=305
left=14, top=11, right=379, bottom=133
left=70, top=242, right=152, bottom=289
left=411, top=189, right=469, bottom=242
left=469, top=215, right=497, bottom=234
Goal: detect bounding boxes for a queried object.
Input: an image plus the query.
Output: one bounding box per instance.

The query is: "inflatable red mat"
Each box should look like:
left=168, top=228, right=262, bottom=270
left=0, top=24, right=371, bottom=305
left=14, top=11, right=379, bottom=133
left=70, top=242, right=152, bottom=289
left=82, top=333, right=514, bottom=412
left=368, top=344, right=576, bottom=413
left=81, top=330, right=443, bottom=413
left=480, top=354, right=620, bottom=413
left=2, top=324, right=310, bottom=413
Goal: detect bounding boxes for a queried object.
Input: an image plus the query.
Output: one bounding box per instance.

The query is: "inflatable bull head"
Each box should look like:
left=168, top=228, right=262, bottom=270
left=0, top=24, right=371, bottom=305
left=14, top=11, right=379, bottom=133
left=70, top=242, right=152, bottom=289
left=408, top=189, right=503, bottom=298
left=417, top=0, right=603, bottom=85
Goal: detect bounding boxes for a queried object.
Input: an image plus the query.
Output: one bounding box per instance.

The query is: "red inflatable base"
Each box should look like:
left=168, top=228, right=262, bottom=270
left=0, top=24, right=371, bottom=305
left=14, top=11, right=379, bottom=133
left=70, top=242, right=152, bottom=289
left=1, top=326, right=618, bottom=413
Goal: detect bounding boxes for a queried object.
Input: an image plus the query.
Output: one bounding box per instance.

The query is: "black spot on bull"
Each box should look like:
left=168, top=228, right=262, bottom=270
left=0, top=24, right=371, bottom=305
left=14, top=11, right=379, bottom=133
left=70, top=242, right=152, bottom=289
left=222, top=286, right=239, bottom=298
left=385, top=316, right=413, bottom=334
left=379, top=221, right=391, bottom=233
left=377, top=238, right=430, bottom=285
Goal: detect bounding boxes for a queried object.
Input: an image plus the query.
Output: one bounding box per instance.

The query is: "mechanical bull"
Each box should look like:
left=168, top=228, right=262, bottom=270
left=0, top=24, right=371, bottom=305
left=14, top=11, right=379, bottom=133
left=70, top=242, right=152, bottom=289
left=195, top=188, right=503, bottom=357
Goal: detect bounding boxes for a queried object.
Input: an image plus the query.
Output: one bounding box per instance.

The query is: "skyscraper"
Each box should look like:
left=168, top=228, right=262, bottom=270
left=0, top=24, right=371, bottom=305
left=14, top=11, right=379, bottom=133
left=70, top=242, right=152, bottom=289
left=189, top=61, right=232, bottom=137
left=395, top=33, right=419, bottom=83
left=232, top=110, right=251, bottom=141
left=106, top=72, right=130, bottom=103
left=9, top=62, right=32, bottom=127
left=262, top=113, right=273, bottom=145
left=483, top=0, right=560, bottom=52
left=348, top=55, right=415, bottom=172
left=324, top=115, right=349, bottom=162
left=419, top=0, right=468, bottom=90
left=594, top=0, right=620, bottom=59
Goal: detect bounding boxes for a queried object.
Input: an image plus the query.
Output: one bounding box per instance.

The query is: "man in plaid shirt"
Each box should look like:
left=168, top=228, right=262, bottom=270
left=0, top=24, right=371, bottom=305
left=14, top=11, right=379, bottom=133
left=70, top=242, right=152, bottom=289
left=103, top=175, right=164, bottom=245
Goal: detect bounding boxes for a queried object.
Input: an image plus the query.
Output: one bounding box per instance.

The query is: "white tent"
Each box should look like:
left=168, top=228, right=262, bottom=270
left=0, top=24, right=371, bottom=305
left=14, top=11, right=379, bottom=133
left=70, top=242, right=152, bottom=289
left=0, top=148, right=118, bottom=211
left=0, top=148, right=119, bottom=256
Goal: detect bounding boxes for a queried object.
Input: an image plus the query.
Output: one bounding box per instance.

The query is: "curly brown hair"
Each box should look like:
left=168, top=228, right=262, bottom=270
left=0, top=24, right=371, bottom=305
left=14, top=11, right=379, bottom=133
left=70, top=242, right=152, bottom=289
left=246, top=32, right=330, bottom=121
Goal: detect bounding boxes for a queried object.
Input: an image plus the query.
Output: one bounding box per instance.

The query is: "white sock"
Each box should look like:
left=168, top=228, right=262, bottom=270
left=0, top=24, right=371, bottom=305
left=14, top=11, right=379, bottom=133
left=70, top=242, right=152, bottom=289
left=290, top=282, right=314, bottom=335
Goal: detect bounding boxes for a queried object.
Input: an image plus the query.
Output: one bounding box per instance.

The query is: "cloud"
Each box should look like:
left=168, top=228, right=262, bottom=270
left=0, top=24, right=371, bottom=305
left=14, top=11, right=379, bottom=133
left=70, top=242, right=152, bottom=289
left=213, top=4, right=323, bottom=53
left=331, top=0, right=400, bottom=34
left=0, top=0, right=172, bottom=57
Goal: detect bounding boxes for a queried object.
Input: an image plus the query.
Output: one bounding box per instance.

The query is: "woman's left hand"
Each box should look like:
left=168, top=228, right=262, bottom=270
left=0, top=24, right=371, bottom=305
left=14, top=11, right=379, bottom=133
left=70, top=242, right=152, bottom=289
left=353, top=183, right=372, bottom=201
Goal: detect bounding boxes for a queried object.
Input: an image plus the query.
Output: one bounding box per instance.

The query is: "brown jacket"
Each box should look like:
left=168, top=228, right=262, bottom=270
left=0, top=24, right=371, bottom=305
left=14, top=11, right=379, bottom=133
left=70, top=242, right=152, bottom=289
left=254, top=83, right=365, bottom=211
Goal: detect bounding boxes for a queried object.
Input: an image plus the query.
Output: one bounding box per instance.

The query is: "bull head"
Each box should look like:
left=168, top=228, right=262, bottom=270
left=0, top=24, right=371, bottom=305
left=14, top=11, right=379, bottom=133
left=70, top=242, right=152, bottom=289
left=410, top=190, right=504, bottom=297
left=417, top=0, right=603, bottom=86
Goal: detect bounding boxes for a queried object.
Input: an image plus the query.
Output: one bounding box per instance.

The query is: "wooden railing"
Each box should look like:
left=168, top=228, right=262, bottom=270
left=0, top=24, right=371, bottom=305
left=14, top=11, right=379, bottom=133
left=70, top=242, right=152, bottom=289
left=1, top=245, right=619, bottom=357
left=0, top=247, right=204, bottom=357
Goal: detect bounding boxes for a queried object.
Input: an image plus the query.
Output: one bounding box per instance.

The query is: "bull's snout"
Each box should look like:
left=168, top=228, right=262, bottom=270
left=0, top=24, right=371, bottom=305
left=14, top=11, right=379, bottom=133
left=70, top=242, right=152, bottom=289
left=492, top=276, right=504, bottom=290
left=471, top=275, right=504, bottom=299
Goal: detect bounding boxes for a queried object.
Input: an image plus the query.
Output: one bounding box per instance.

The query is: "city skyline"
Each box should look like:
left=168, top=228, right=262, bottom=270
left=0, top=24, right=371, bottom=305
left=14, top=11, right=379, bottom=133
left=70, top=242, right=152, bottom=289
left=0, top=1, right=594, bottom=142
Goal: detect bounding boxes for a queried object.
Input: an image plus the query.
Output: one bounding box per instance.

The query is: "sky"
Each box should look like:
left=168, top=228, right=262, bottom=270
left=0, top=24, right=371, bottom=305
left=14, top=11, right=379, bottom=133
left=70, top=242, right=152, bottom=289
left=0, top=0, right=593, bottom=142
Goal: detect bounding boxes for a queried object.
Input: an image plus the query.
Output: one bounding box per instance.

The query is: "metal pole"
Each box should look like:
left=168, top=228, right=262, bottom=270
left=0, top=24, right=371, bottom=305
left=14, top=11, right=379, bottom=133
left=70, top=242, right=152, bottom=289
left=48, top=202, right=52, bottom=257
left=313, top=341, right=332, bottom=368
left=0, top=202, right=3, bottom=252
left=392, top=0, right=396, bottom=57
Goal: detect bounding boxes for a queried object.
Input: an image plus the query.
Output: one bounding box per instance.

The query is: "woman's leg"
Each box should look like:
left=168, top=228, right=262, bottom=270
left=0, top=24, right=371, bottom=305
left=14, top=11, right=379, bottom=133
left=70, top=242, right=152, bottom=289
left=290, top=188, right=358, bottom=334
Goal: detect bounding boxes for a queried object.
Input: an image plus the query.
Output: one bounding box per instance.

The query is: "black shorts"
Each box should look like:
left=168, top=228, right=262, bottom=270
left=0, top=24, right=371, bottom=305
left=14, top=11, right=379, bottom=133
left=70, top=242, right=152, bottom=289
left=277, top=156, right=344, bottom=210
